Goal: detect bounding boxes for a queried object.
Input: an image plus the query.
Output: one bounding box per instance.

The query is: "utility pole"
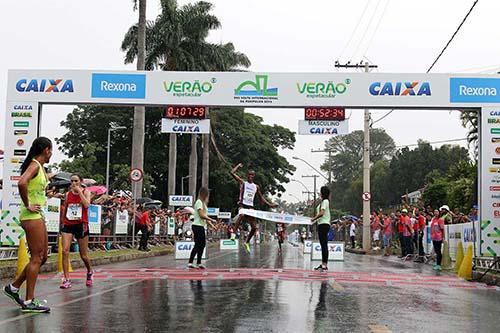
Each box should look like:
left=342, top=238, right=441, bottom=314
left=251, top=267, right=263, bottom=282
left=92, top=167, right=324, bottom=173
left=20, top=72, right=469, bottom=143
left=302, top=191, right=314, bottom=203
left=335, top=61, right=377, bottom=253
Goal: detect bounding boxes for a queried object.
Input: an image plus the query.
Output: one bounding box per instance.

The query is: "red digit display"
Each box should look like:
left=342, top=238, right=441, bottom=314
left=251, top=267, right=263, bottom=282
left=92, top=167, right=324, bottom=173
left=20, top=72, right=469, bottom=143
left=165, top=106, right=207, bottom=119
left=304, top=107, right=345, bottom=121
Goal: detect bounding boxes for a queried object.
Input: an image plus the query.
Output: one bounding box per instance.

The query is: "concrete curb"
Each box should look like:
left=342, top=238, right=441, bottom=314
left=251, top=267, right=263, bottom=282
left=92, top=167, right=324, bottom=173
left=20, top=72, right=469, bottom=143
left=345, top=248, right=367, bottom=255
left=0, top=246, right=173, bottom=279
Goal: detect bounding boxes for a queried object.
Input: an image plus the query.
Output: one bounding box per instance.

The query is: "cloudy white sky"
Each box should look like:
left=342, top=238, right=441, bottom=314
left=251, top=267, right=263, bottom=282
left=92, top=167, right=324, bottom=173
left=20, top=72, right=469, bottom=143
left=1, top=0, right=498, bottom=202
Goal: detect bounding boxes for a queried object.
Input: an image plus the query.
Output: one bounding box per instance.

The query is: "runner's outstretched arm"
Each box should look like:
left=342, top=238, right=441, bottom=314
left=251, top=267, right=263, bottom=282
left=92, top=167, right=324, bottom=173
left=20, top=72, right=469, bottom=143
left=230, top=163, right=244, bottom=184
left=256, top=185, right=278, bottom=208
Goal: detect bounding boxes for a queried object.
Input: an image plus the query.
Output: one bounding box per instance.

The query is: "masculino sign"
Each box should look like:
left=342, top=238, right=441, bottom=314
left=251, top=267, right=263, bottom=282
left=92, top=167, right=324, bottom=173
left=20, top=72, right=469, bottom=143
left=169, top=195, right=193, bottom=207
left=91, top=73, right=146, bottom=99
left=298, top=120, right=348, bottom=135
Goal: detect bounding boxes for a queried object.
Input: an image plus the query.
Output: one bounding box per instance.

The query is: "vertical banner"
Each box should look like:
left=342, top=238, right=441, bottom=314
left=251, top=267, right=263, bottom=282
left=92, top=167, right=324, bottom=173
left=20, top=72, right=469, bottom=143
left=167, top=217, right=175, bottom=236
left=44, top=198, right=61, bottom=233
left=114, top=209, right=129, bottom=234
left=154, top=217, right=160, bottom=235
left=480, top=107, right=500, bottom=257
left=88, top=205, right=102, bottom=234
left=1, top=101, right=39, bottom=245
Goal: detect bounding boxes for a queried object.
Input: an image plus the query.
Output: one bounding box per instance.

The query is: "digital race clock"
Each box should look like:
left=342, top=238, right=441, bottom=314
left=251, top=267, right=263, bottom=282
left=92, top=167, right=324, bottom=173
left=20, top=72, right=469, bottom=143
left=304, top=107, right=345, bottom=121
left=165, top=106, right=207, bottom=119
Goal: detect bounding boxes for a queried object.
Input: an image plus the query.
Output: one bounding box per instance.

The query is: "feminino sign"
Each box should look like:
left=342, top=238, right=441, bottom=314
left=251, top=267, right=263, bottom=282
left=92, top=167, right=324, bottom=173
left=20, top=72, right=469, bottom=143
left=161, top=118, right=210, bottom=134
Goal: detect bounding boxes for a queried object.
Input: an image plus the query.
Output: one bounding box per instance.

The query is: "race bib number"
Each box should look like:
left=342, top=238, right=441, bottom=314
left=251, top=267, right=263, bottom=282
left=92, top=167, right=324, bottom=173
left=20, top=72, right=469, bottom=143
left=66, top=203, right=82, bottom=220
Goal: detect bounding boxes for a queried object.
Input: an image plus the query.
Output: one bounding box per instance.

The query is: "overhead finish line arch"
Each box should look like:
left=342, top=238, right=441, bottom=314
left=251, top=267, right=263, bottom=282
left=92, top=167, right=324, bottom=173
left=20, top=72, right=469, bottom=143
left=2, top=69, right=500, bottom=258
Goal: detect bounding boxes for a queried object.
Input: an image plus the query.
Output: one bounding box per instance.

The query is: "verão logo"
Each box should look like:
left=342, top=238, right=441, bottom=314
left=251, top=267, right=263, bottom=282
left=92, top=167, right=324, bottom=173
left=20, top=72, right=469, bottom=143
left=91, top=73, right=146, bottom=99
left=16, top=79, right=74, bottom=93
left=369, top=82, right=431, bottom=96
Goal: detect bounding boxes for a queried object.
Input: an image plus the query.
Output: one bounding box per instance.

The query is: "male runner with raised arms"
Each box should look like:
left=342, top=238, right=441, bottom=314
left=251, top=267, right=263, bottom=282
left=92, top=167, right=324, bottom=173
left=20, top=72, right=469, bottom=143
left=230, top=163, right=277, bottom=253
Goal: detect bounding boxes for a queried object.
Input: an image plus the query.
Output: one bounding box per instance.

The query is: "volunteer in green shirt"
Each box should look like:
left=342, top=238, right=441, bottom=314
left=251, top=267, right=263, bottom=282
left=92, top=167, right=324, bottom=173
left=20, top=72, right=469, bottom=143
left=311, top=186, right=331, bottom=272
left=188, top=187, right=216, bottom=269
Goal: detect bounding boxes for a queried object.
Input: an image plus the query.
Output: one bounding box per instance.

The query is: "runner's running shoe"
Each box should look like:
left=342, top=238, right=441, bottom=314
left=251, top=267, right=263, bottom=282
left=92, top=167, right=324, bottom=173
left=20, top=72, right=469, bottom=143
left=60, top=279, right=72, bottom=289
left=188, top=263, right=198, bottom=269
left=22, top=299, right=50, bottom=313
left=86, top=271, right=94, bottom=287
left=3, top=285, right=23, bottom=307
left=244, top=243, right=251, bottom=253
left=198, top=264, right=206, bottom=269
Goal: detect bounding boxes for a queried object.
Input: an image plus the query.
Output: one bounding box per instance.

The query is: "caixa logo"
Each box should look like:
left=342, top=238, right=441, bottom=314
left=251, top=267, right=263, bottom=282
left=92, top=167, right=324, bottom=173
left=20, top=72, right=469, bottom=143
left=314, top=245, right=342, bottom=252
left=16, top=79, right=74, bottom=93
left=177, top=243, right=194, bottom=251
left=369, top=82, right=431, bottom=96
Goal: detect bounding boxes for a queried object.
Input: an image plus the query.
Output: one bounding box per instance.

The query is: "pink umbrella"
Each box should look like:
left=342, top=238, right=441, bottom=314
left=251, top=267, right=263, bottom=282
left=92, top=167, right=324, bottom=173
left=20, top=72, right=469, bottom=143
left=86, top=185, right=107, bottom=195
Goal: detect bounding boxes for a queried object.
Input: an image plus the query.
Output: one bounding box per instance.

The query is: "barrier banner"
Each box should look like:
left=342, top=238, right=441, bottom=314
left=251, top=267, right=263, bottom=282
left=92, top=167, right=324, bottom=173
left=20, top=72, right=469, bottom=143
left=311, top=242, right=344, bottom=261
left=88, top=205, right=102, bottom=234
left=114, top=209, right=129, bottom=234
left=175, top=241, right=207, bottom=260
left=167, top=217, right=175, bottom=235
left=236, top=208, right=312, bottom=225
left=44, top=198, right=61, bottom=233
left=304, top=240, right=313, bottom=254
left=220, top=239, right=239, bottom=250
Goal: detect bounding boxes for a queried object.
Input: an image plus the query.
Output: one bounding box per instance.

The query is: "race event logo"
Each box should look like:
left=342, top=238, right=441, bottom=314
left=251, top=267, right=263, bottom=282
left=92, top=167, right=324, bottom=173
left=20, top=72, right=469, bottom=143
left=234, top=75, right=278, bottom=104
left=369, top=81, right=431, bottom=96
left=296, top=79, right=350, bottom=99
left=450, top=78, right=500, bottom=103
left=163, top=78, right=216, bottom=97
left=16, top=79, right=74, bottom=93
left=91, top=73, right=146, bottom=99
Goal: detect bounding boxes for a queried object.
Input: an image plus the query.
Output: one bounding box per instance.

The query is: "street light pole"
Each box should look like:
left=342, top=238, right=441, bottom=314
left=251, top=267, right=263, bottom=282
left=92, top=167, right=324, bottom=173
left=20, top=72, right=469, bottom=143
left=302, top=174, right=318, bottom=238
left=106, top=125, right=126, bottom=195
left=292, top=156, right=328, bottom=182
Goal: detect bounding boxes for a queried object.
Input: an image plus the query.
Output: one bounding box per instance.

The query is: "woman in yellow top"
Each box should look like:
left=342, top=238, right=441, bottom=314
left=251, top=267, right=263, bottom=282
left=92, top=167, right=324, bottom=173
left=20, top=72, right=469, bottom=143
left=188, top=187, right=216, bottom=269
left=3, top=137, right=52, bottom=313
left=311, top=186, right=331, bottom=272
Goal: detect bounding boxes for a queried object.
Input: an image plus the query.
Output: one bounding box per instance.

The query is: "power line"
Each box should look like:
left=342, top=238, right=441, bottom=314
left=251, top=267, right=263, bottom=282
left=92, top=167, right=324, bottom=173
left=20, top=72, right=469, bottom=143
left=337, top=0, right=372, bottom=62
left=395, top=138, right=467, bottom=149
left=360, top=0, right=391, bottom=60
left=426, top=0, right=480, bottom=73
left=371, top=0, right=480, bottom=126
left=351, top=0, right=383, bottom=61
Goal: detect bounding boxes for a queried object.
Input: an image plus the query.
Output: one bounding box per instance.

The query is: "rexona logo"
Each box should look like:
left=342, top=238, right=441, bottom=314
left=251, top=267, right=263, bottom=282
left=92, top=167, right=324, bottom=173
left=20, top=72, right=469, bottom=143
left=369, top=81, right=431, bottom=96
left=450, top=78, right=500, bottom=103
left=234, top=75, right=278, bottom=104
left=163, top=78, right=216, bottom=97
left=296, top=79, right=351, bottom=99
left=16, top=79, right=74, bottom=93
left=91, top=73, right=146, bottom=99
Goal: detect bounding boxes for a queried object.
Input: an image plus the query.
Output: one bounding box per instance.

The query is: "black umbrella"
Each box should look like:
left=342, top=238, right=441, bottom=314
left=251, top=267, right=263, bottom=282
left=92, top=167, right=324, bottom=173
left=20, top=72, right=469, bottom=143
left=136, top=197, right=153, bottom=205
left=49, top=178, right=71, bottom=189
left=144, top=200, right=163, bottom=209
left=53, top=172, right=72, bottom=181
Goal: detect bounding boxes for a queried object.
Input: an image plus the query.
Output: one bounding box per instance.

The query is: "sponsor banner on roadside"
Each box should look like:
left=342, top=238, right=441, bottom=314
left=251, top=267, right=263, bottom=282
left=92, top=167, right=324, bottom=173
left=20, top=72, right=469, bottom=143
left=304, top=240, right=313, bottom=254
left=298, top=120, right=349, bottom=135
left=175, top=241, right=207, bottom=259
left=220, top=239, right=239, bottom=250
left=169, top=195, right=193, bottom=207
left=311, top=242, right=344, bottom=261
left=161, top=118, right=210, bottom=134
left=218, top=212, right=232, bottom=219
left=44, top=198, right=61, bottom=233
left=207, top=207, right=219, bottom=216
left=88, top=205, right=102, bottom=234
left=115, top=209, right=129, bottom=234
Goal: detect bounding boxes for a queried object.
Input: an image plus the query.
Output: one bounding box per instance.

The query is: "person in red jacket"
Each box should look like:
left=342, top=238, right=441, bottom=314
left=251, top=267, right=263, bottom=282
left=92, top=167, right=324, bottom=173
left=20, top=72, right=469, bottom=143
left=60, top=174, right=93, bottom=289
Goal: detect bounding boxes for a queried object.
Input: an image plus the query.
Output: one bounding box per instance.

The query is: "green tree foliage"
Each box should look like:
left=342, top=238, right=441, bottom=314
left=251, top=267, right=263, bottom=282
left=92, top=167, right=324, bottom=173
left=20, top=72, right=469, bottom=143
left=55, top=106, right=295, bottom=209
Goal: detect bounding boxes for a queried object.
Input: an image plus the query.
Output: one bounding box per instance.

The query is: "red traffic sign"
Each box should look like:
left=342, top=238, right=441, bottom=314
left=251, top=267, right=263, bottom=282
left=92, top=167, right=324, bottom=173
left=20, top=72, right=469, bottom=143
left=362, top=192, right=371, bottom=201
left=130, top=168, right=144, bottom=182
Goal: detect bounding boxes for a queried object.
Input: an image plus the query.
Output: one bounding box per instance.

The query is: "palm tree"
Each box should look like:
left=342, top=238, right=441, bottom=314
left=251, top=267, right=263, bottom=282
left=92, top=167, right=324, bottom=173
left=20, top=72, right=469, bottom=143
left=460, top=110, right=478, bottom=159
left=122, top=0, right=250, bottom=200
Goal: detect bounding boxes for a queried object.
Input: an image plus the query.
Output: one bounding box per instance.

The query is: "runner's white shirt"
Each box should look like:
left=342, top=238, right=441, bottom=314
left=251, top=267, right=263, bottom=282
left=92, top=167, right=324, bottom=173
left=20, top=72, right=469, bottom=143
left=240, top=181, right=257, bottom=207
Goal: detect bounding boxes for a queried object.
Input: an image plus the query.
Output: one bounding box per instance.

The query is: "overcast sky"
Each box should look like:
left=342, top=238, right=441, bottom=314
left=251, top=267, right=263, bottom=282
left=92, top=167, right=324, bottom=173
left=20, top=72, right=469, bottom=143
left=1, top=0, right=499, bottom=202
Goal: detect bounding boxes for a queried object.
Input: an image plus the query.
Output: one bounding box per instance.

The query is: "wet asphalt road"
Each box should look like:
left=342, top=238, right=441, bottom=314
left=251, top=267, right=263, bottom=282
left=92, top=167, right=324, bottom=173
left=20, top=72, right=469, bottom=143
left=0, top=242, right=499, bottom=333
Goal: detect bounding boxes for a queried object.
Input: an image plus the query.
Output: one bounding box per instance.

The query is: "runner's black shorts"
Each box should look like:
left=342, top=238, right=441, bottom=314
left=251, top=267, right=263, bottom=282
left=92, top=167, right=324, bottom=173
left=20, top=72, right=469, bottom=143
left=61, top=223, right=89, bottom=239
